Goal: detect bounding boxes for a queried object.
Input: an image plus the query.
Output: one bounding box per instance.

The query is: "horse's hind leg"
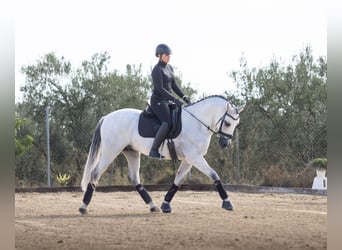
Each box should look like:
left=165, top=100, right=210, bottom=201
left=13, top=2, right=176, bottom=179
left=123, top=150, right=159, bottom=212
left=161, top=161, right=192, bottom=213
left=79, top=149, right=121, bottom=214
left=79, top=182, right=96, bottom=214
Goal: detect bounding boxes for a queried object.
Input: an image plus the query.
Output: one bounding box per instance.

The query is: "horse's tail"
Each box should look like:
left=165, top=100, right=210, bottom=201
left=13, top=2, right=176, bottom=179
left=81, top=117, right=104, bottom=192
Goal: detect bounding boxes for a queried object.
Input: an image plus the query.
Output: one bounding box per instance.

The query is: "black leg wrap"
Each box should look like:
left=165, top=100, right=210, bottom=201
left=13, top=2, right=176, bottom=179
left=135, top=184, right=152, bottom=204
left=164, top=184, right=179, bottom=203
left=83, top=183, right=95, bottom=205
left=214, top=180, right=228, bottom=200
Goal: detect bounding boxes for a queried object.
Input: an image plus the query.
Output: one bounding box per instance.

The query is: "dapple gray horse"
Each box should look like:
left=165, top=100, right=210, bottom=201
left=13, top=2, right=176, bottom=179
left=79, top=95, right=244, bottom=214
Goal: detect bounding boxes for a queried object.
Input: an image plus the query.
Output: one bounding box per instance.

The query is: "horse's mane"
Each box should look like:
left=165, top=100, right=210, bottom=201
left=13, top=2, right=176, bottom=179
left=185, top=95, right=228, bottom=107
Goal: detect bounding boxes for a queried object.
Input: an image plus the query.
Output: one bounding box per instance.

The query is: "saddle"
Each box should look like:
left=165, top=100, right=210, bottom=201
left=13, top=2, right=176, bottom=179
left=138, top=105, right=182, bottom=139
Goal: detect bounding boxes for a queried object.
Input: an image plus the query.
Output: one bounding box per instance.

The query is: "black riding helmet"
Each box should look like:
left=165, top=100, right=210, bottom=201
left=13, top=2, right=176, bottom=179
left=155, top=44, right=172, bottom=57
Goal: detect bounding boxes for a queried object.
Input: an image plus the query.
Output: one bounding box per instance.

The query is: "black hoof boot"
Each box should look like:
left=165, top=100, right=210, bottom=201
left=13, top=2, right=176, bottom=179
left=79, top=207, right=87, bottom=214
left=161, top=201, right=172, bottom=213
left=222, top=200, right=233, bottom=211
left=150, top=206, right=161, bottom=213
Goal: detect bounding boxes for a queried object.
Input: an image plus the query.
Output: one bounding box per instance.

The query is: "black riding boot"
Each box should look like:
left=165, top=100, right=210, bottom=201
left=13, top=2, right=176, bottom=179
left=149, top=122, right=169, bottom=159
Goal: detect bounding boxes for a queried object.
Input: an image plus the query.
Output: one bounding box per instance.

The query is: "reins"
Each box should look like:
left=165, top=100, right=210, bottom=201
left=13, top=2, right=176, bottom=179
left=183, top=107, right=217, bottom=134
left=183, top=106, right=237, bottom=138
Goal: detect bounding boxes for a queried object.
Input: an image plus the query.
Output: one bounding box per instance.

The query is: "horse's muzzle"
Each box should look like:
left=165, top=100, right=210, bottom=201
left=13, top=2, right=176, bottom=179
left=219, top=136, right=231, bottom=148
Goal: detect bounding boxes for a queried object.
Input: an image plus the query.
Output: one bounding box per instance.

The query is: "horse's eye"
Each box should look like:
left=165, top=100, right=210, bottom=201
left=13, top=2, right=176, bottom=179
left=225, top=121, right=231, bottom=127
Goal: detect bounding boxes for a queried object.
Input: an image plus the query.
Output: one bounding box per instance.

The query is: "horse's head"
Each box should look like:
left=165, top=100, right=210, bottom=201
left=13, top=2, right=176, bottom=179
left=217, top=102, right=245, bottom=148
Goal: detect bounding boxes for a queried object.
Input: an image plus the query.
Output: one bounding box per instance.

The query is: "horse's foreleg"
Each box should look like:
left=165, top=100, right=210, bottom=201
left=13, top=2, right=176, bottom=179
left=135, top=184, right=159, bottom=212
left=161, top=161, right=192, bottom=213
left=214, top=180, right=233, bottom=210
left=185, top=155, right=233, bottom=211
left=123, top=150, right=159, bottom=212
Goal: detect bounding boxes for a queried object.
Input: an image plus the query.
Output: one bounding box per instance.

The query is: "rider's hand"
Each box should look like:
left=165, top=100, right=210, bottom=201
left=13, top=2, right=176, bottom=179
left=175, top=99, right=183, bottom=107
left=182, top=95, right=191, bottom=104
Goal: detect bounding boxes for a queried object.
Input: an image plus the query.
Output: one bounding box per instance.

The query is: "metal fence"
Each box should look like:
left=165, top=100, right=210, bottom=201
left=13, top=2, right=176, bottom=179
left=15, top=104, right=327, bottom=188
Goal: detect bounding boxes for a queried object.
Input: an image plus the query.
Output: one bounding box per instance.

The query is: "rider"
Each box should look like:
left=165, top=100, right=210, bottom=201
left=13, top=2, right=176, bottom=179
left=148, top=44, right=190, bottom=159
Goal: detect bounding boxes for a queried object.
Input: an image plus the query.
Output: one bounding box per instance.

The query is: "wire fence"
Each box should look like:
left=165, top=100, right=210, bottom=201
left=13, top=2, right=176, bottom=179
left=15, top=104, right=327, bottom=188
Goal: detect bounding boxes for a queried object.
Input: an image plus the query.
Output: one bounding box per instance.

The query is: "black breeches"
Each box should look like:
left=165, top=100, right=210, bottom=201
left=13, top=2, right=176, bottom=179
left=150, top=97, right=172, bottom=128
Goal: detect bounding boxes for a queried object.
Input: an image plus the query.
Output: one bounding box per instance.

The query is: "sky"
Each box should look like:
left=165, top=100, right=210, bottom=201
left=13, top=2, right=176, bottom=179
left=15, top=0, right=327, bottom=102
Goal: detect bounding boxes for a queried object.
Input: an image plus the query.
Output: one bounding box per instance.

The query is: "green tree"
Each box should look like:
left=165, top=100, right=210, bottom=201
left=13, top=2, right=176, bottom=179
left=225, top=46, right=327, bottom=186
left=18, top=52, right=146, bottom=185
left=16, top=51, right=197, bottom=187
left=15, top=117, right=33, bottom=158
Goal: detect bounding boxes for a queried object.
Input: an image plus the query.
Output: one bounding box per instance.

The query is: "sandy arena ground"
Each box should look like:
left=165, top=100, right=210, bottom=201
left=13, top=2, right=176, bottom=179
left=15, top=190, right=327, bottom=250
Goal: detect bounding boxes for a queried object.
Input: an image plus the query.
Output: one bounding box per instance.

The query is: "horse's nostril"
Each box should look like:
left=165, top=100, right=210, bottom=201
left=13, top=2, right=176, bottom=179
left=219, top=137, right=230, bottom=148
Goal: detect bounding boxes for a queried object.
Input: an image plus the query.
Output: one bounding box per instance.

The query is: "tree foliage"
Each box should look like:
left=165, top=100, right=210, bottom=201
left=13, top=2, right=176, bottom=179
left=15, top=52, right=195, bottom=186
left=15, top=117, right=33, bottom=157
left=226, top=46, right=327, bottom=185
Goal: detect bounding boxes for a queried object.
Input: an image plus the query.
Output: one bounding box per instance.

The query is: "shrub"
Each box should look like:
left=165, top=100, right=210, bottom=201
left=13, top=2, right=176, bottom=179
left=261, top=164, right=316, bottom=188
left=261, top=165, right=291, bottom=187
left=309, top=158, right=327, bottom=170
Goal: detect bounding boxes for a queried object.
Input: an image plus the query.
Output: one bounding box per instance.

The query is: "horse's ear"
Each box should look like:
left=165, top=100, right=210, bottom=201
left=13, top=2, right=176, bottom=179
left=237, top=104, right=245, bottom=113
left=226, top=102, right=232, bottom=111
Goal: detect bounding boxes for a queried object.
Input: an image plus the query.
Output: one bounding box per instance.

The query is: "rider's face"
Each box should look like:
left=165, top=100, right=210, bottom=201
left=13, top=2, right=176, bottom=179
left=160, top=54, right=170, bottom=64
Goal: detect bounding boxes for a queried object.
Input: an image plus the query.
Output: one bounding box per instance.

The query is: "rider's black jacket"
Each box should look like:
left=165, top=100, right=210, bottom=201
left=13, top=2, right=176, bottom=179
left=151, top=60, right=184, bottom=102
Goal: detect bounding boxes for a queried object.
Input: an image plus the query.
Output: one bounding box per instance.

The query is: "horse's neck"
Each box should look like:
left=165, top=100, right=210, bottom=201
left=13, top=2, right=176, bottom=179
left=186, top=99, right=226, bottom=128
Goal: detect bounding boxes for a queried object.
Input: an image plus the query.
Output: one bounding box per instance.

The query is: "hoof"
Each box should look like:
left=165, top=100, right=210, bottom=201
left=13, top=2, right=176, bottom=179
left=161, top=201, right=172, bottom=213
left=150, top=206, right=160, bottom=213
left=222, top=200, right=233, bottom=211
left=79, top=207, right=87, bottom=215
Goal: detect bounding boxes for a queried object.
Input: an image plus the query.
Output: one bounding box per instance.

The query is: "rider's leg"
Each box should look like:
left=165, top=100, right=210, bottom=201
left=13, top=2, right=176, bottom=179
left=149, top=121, right=170, bottom=159
left=149, top=99, right=171, bottom=159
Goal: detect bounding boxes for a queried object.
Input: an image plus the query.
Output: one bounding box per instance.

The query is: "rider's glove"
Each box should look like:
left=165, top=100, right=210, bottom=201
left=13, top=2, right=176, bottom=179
left=182, top=95, right=191, bottom=104
left=174, top=99, right=183, bottom=107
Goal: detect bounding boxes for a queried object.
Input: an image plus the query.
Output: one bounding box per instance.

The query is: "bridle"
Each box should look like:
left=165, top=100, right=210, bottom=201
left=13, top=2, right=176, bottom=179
left=183, top=106, right=239, bottom=139
left=215, top=111, right=239, bottom=138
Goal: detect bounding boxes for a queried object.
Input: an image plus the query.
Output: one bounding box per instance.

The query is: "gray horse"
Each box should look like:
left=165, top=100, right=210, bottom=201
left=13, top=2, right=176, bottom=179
left=79, top=95, right=244, bottom=214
